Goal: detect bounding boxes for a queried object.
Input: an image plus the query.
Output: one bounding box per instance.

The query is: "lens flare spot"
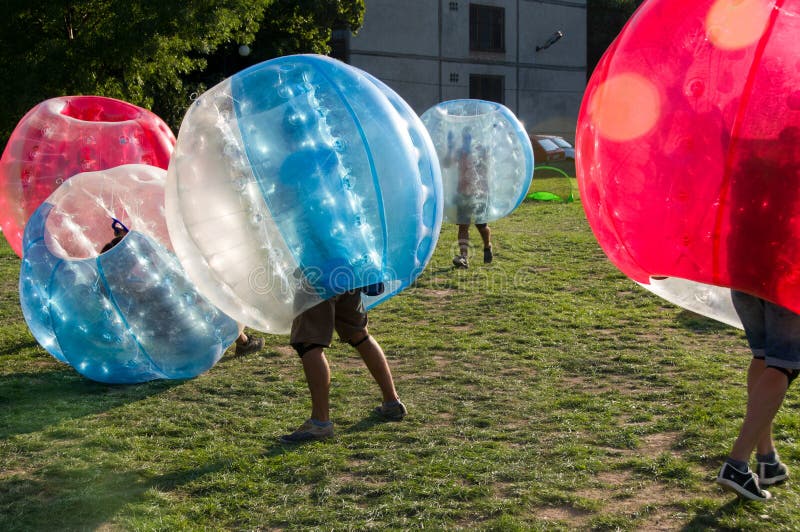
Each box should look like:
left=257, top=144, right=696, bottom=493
left=589, top=73, right=661, bottom=142
left=705, top=0, right=772, bottom=50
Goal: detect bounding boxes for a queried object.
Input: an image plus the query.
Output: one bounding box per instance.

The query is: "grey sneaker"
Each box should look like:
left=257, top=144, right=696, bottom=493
left=279, top=419, right=334, bottom=444
left=452, top=255, right=468, bottom=269
left=373, top=400, right=407, bottom=421
left=758, top=460, right=789, bottom=486
left=716, top=462, right=772, bottom=501
left=235, top=335, right=264, bottom=356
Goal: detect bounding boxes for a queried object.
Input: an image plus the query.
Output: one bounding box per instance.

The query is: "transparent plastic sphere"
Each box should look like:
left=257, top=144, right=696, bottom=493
left=19, top=165, right=238, bottom=384
left=420, top=99, right=533, bottom=224
left=0, top=96, right=175, bottom=257
left=577, top=0, right=800, bottom=326
left=166, top=54, right=443, bottom=333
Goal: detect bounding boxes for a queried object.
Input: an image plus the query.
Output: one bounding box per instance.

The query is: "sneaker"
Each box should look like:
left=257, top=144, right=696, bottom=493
left=373, top=400, right=407, bottom=421
left=484, top=247, right=493, bottom=264
left=716, top=462, right=772, bottom=501
left=758, top=460, right=789, bottom=485
left=452, top=255, right=468, bottom=269
left=234, top=335, right=264, bottom=356
left=279, top=419, right=334, bottom=444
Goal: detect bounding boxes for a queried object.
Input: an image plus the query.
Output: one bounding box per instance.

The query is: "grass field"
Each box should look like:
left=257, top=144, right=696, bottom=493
left=1, top=200, right=799, bottom=530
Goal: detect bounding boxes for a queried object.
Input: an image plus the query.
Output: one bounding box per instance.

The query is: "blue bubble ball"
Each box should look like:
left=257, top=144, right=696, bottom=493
left=19, top=165, right=239, bottom=384
left=166, top=54, right=443, bottom=333
left=420, top=99, right=534, bottom=224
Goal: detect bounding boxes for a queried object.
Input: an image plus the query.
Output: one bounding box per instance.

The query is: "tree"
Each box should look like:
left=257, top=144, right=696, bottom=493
left=587, top=0, right=645, bottom=78
left=187, top=0, right=365, bottom=96
left=0, top=0, right=365, bottom=145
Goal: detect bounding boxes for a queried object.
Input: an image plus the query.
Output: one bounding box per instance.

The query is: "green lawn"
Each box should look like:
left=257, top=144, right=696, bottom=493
left=1, top=201, right=798, bottom=530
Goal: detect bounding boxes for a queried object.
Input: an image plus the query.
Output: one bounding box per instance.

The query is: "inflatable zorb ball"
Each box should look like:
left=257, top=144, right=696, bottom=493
left=420, top=99, right=533, bottom=224
left=577, top=0, right=800, bottom=327
left=19, top=165, right=239, bottom=384
left=166, top=54, right=443, bottom=333
left=0, top=95, right=175, bottom=257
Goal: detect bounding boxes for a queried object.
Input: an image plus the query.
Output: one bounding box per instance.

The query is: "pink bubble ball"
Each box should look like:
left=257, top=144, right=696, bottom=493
left=0, top=95, right=175, bottom=256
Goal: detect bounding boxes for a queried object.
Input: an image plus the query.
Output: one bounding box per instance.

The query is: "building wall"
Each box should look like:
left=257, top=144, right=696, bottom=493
left=347, top=0, right=587, bottom=140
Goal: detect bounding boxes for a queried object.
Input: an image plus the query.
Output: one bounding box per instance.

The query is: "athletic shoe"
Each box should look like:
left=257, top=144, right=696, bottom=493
left=373, top=400, right=407, bottom=421
left=453, top=255, right=468, bottom=269
left=758, top=460, right=789, bottom=486
left=279, top=419, right=334, bottom=443
left=484, top=247, right=493, bottom=264
left=235, top=335, right=264, bottom=356
left=716, top=462, right=772, bottom=501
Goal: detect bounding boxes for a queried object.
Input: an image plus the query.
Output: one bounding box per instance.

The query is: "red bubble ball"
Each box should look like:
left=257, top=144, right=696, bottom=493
left=0, top=96, right=175, bottom=256
left=577, top=0, right=800, bottom=314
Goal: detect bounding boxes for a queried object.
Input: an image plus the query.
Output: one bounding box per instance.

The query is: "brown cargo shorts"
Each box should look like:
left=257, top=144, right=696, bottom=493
left=290, top=290, right=368, bottom=348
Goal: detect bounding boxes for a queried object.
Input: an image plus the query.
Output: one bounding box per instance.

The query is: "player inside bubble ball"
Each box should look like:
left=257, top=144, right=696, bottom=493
left=280, top=279, right=407, bottom=444
left=442, top=127, right=493, bottom=269
left=100, top=218, right=264, bottom=358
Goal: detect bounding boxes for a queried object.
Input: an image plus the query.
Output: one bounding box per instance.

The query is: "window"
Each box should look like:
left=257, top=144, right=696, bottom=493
left=469, top=4, right=505, bottom=52
left=449, top=1, right=459, bottom=10
left=550, top=137, right=572, bottom=149
left=329, top=29, right=350, bottom=62
left=450, top=72, right=459, bottom=83
left=469, top=74, right=504, bottom=104
left=537, top=138, right=559, bottom=151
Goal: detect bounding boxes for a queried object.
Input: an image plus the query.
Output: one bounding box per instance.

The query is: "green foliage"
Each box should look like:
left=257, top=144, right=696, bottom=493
left=2, top=202, right=800, bottom=529
left=255, top=0, right=364, bottom=58
left=587, top=0, right=646, bottom=76
left=0, top=0, right=365, bottom=144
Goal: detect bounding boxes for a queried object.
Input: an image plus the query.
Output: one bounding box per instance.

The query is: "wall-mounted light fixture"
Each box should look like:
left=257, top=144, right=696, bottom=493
left=536, top=30, right=564, bottom=52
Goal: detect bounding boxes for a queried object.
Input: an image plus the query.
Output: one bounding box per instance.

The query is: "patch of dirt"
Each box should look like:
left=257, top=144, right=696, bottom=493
left=560, top=375, right=616, bottom=394
left=398, top=354, right=453, bottom=378
left=328, top=353, right=370, bottom=371
left=272, top=345, right=295, bottom=357
left=532, top=505, right=592, bottom=526
left=415, top=288, right=457, bottom=308
left=638, top=431, right=681, bottom=456
left=592, top=328, right=625, bottom=336
left=336, top=470, right=387, bottom=486
left=638, top=506, right=690, bottom=531
left=95, top=523, right=126, bottom=532
left=0, top=468, right=30, bottom=479
left=569, top=470, right=698, bottom=528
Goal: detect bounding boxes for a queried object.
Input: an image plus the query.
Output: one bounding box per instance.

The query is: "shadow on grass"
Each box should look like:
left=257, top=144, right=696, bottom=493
left=344, top=415, right=398, bottom=434
left=264, top=417, right=386, bottom=447
left=0, top=369, right=182, bottom=439
left=680, top=499, right=748, bottom=530
left=675, top=310, right=733, bottom=333
left=0, top=338, right=38, bottom=356
left=215, top=347, right=282, bottom=367
left=0, top=431, right=301, bottom=531
left=0, top=458, right=244, bottom=531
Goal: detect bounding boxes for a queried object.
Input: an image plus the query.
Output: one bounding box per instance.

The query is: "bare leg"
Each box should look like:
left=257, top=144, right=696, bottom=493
left=730, top=361, right=788, bottom=462
left=476, top=223, right=492, bottom=250
left=349, top=330, right=399, bottom=403
left=456, top=224, right=469, bottom=258
left=746, top=359, right=777, bottom=456
left=301, top=347, right=331, bottom=422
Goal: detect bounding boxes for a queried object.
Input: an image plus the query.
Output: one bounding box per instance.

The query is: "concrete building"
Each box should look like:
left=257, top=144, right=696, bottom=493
left=333, top=0, right=587, bottom=140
